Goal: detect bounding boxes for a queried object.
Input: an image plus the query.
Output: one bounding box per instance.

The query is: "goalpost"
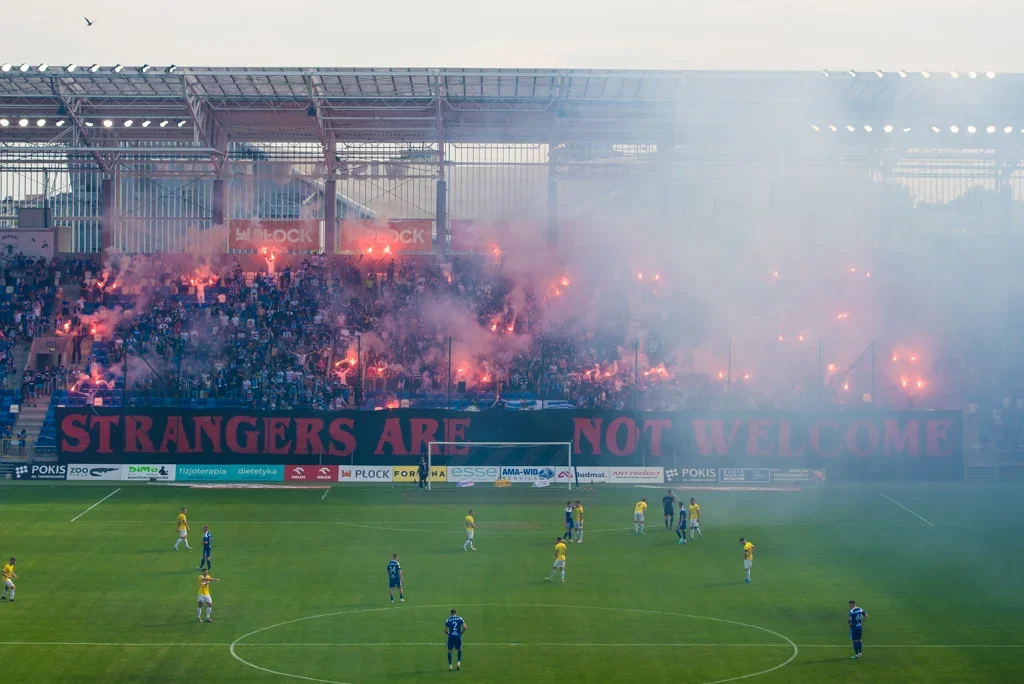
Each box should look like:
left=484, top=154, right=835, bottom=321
left=427, top=442, right=573, bottom=490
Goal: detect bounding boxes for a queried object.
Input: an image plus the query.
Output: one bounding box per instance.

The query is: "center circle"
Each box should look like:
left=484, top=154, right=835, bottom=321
left=229, top=603, right=798, bottom=684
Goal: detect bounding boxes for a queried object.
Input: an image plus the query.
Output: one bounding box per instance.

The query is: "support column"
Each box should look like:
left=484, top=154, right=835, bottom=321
left=547, top=144, right=559, bottom=245
left=324, top=179, right=337, bottom=254
left=435, top=179, right=447, bottom=257
left=100, top=177, right=114, bottom=253
left=212, top=179, right=226, bottom=226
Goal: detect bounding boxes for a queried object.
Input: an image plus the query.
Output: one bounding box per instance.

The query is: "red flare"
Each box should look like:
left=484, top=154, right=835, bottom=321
left=367, top=246, right=373, bottom=254
left=560, top=277, right=570, bottom=287
left=717, top=371, right=724, bottom=380
left=637, top=272, right=643, bottom=280
left=653, top=273, right=660, bottom=281
left=827, top=363, right=837, bottom=372
left=383, top=245, right=391, bottom=254
left=843, top=382, right=849, bottom=391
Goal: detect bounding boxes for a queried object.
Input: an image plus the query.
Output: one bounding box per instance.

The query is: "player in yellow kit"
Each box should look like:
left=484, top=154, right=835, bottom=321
left=689, top=498, right=703, bottom=540
left=546, top=537, right=568, bottom=582
left=572, top=501, right=584, bottom=543
left=633, top=498, right=648, bottom=535
left=740, top=538, right=755, bottom=583
left=174, top=507, right=192, bottom=550
left=197, top=568, right=219, bottom=622
left=462, top=509, right=477, bottom=552
left=1, top=557, right=17, bottom=602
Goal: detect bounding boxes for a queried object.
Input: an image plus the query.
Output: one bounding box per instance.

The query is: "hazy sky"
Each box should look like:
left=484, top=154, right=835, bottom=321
left=1, top=0, right=1014, bottom=71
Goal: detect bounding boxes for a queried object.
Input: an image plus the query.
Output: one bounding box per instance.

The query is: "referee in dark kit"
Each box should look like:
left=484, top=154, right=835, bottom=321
left=418, top=457, right=429, bottom=489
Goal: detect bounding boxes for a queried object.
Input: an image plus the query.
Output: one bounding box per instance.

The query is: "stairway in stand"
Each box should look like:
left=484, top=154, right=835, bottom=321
left=14, top=401, right=52, bottom=461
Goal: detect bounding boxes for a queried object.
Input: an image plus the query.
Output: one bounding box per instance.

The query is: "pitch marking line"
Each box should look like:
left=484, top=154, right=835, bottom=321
left=0, top=641, right=1020, bottom=649
left=877, top=493, right=934, bottom=526
left=70, top=488, right=121, bottom=523
left=228, top=603, right=799, bottom=684
left=320, top=487, right=331, bottom=501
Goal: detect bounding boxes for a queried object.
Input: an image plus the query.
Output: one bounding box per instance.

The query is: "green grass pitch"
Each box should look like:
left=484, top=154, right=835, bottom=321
left=1, top=480, right=1023, bottom=683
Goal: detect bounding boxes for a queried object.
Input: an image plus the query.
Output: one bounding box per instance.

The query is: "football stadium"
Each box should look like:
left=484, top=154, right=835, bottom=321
left=2, top=63, right=1024, bottom=683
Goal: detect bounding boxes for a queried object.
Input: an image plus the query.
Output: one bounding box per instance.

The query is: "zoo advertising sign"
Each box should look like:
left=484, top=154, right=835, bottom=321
left=54, top=409, right=964, bottom=481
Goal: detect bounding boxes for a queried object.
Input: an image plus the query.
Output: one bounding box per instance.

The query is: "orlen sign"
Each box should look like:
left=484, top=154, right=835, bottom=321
left=340, top=219, right=432, bottom=253
left=230, top=219, right=320, bottom=252
left=286, top=465, right=338, bottom=482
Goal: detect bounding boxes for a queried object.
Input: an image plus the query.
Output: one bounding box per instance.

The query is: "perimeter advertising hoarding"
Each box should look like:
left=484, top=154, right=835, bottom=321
left=55, top=409, right=963, bottom=480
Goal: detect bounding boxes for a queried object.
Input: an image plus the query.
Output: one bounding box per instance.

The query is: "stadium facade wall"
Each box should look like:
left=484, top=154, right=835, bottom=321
left=54, top=409, right=963, bottom=481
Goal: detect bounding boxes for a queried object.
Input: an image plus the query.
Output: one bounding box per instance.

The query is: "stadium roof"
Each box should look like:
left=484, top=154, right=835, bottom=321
left=3, top=67, right=1024, bottom=166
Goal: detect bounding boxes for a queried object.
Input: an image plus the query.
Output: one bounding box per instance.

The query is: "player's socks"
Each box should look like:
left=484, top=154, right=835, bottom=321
left=174, top=539, right=181, bottom=549
left=6, top=589, right=12, bottom=600
left=634, top=523, right=638, bottom=534
left=560, top=570, right=565, bottom=581
left=448, top=652, right=452, bottom=666
left=197, top=607, right=202, bottom=620
left=457, top=649, right=462, bottom=664
left=640, top=523, right=645, bottom=534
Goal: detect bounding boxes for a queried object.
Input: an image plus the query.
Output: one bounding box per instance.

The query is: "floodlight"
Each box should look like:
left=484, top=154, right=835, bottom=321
left=930, top=126, right=940, bottom=133
left=124, top=120, right=133, bottom=127
left=18, top=64, right=29, bottom=72
left=986, top=71, right=996, bottom=79
left=968, top=71, right=977, bottom=79
left=863, top=125, right=873, bottom=132
left=828, top=125, right=837, bottom=132
left=0, top=64, right=11, bottom=72
left=159, top=120, right=169, bottom=127
left=141, top=120, right=151, bottom=127
left=950, top=71, right=959, bottom=78
left=821, top=69, right=830, bottom=77
left=102, top=119, right=113, bottom=128
left=967, top=125, right=976, bottom=133
left=902, top=127, right=912, bottom=132
left=166, top=65, right=177, bottom=73
left=18, top=118, right=29, bottom=127
left=950, top=125, right=959, bottom=133
left=1005, top=126, right=1013, bottom=134
left=89, top=64, right=100, bottom=73
left=139, top=64, right=151, bottom=73
left=846, top=125, right=855, bottom=132
left=177, top=120, right=187, bottom=128
left=84, top=121, right=94, bottom=127
left=898, top=70, right=907, bottom=78
left=36, top=119, right=45, bottom=127
left=810, top=125, right=820, bottom=132
left=55, top=120, right=65, bottom=127
left=37, top=64, right=47, bottom=72
left=66, top=64, right=77, bottom=72
left=0, top=119, right=8, bottom=127
left=113, top=65, right=124, bottom=73
left=874, top=70, right=884, bottom=78
left=848, top=69, right=856, bottom=77
left=987, top=125, right=997, bottom=133
left=883, top=124, right=893, bottom=133
left=921, top=71, right=931, bottom=78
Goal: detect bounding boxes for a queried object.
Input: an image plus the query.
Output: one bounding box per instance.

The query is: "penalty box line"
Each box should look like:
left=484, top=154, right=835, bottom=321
left=0, top=641, right=1021, bottom=649
left=877, top=493, right=935, bottom=527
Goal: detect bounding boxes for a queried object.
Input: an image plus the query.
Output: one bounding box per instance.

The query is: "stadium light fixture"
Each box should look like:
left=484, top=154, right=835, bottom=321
left=846, top=125, right=855, bottom=132
left=177, top=120, right=187, bottom=128
left=847, top=69, right=856, bottom=77
left=66, top=64, right=77, bottom=72
left=931, top=125, right=940, bottom=133
left=810, top=125, right=820, bottom=132
left=967, top=125, right=977, bottom=134
left=124, top=120, right=133, bottom=127
left=987, top=71, right=996, bottom=79
left=166, top=65, right=177, bottom=73
left=1005, top=126, right=1013, bottom=134
left=863, top=125, right=873, bottom=132
left=950, top=125, right=959, bottom=133
left=18, top=64, right=30, bottom=72
left=874, top=70, right=884, bottom=78
left=950, top=71, right=959, bottom=78
left=36, top=118, right=46, bottom=127
left=139, top=64, right=151, bottom=73
left=988, top=125, right=997, bottom=133
left=0, top=64, right=10, bottom=72
left=828, top=124, right=837, bottom=132
left=0, top=119, right=8, bottom=127
left=883, top=124, right=893, bottom=133
left=18, top=118, right=29, bottom=127
left=902, top=127, right=912, bottom=133
left=968, top=70, right=977, bottom=79
left=113, top=64, right=124, bottom=73
left=84, top=121, right=94, bottom=127
left=820, top=69, right=830, bottom=77
left=159, top=120, right=169, bottom=127
left=55, top=120, right=65, bottom=127
left=89, top=64, right=100, bottom=73
left=141, top=120, right=151, bottom=127
left=898, top=70, right=907, bottom=78
left=921, top=70, right=931, bottom=78
left=102, top=119, right=113, bottom=128
left=37, top=63, right=48, bottom=72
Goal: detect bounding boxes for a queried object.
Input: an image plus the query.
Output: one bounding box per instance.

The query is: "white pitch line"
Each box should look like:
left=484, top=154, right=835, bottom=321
left=321, top=487, right=331, bottom=501
left=878, top=493, right=934, bottom=526
left=0, top=641, right=1019, bottom=649
left=70, top=488, right=121, bottom=523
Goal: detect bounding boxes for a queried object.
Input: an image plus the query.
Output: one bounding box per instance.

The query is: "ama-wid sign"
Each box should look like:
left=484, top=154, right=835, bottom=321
left=55, top=408, right=964, bottom=480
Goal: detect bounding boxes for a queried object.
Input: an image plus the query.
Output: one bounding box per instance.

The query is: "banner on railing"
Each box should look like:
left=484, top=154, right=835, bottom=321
left=340, top=219, right=432, bottom=253
left=54, top=409, right=964, bottom=480
left=229, top=219, right=321, bottom=252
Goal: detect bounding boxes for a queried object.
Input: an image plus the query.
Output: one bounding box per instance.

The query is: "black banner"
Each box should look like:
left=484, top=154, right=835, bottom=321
left=55, top=408, right=964, bottom=480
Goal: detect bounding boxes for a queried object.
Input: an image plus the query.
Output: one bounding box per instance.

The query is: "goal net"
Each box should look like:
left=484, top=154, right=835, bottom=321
left=427, top=442, right=573, bottom=490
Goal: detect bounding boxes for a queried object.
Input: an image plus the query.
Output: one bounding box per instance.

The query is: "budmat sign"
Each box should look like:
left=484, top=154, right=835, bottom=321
left=55, top=409, right=964, bottom=481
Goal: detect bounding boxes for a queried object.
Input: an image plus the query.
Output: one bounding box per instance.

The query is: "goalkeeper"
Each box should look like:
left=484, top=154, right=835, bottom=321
left=418, top=457, right=429, bottom=489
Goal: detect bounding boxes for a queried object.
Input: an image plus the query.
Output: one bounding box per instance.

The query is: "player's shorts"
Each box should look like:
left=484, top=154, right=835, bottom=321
left=574, top=519, right=583, bottom=528
left=850, top=626, right=862, bottom=641
left=690, top=520, right=700, bottom=528
left=677, top=519, right=687, bottom=530
left=744, top=559, right=753, bottom=570
left=2, top=579, right=13, bottom=589
left=202, top=547, right=211, bottom=557
left=565, top=520, right=574, bottom=530
left=447, top=636, right=462, bottom=650
left=553, top=559, right=565, bottom=568
left=466, top=529, right=474, bottom=540
left=178, top=529, right=188, bottom=538
left=634, top=512, right=644, bottom=522
left=389, top=578, right=402, bottom=588
left=198, top=595, right=212, bottom=605
left=664, top=507, right=674, bottom=516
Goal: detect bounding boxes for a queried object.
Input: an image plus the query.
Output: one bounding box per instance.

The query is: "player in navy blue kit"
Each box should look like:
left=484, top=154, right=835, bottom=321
left=387, top=554, right=405, bottom=604
left=563, top=502, right=575, bottom=539
left=662, top=490, right=677, bottom=528
left=675, top=502, right=688, bottom=544
left=848, top=600, right=868, bottom=659
left=445, top=608, right=467, bottom=671
left=196, top=526, right=212, bottom=571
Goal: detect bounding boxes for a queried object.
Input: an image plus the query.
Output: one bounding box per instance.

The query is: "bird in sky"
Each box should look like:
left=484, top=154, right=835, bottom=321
left=84, top=17, right=95, bottom=27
